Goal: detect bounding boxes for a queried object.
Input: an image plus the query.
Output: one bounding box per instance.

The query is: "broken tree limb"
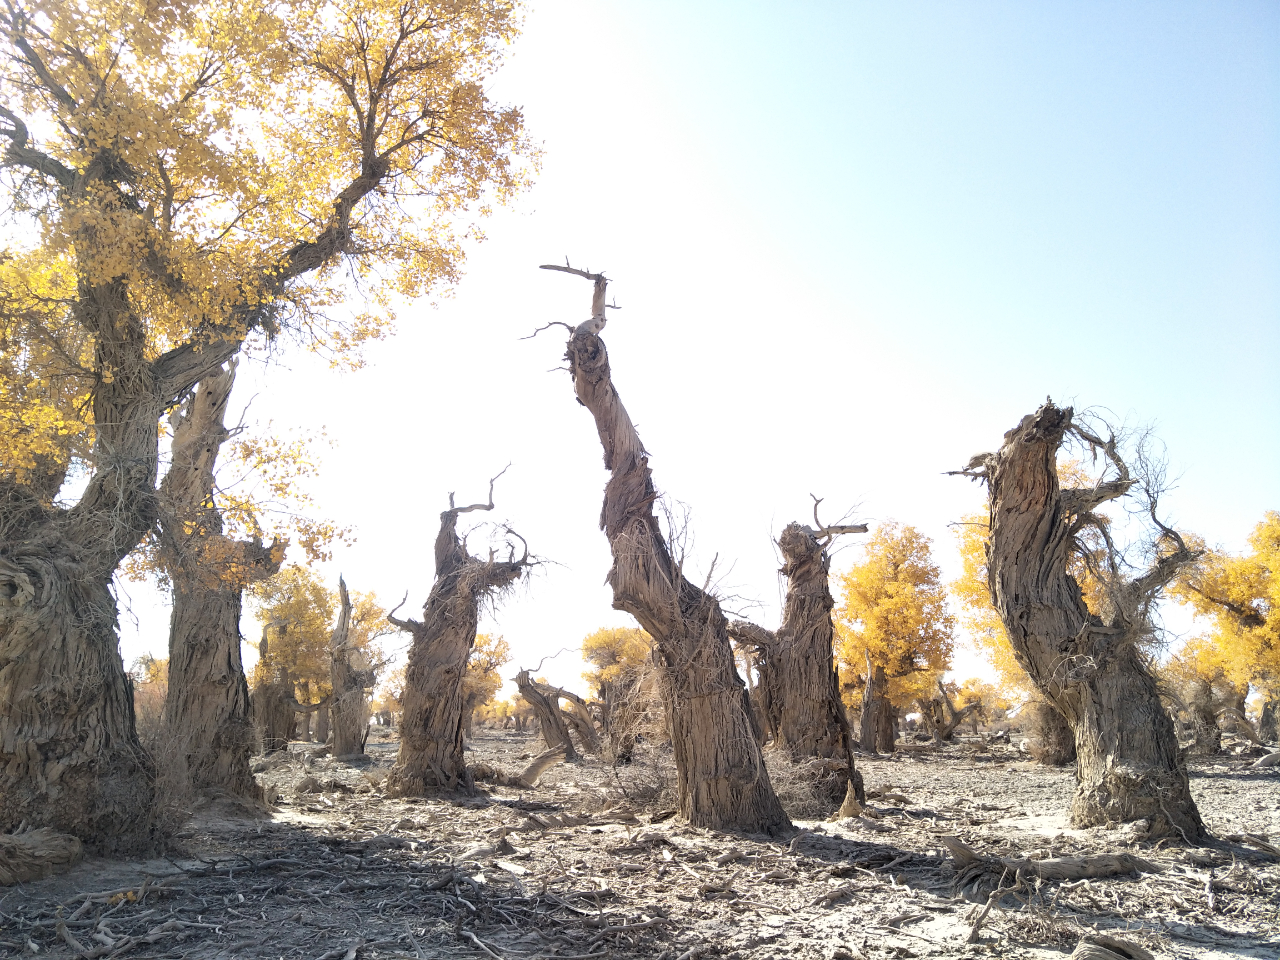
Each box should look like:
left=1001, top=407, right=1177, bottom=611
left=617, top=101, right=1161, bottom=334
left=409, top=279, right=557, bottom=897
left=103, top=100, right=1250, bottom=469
left=942, top=836, right=1161, bottom=883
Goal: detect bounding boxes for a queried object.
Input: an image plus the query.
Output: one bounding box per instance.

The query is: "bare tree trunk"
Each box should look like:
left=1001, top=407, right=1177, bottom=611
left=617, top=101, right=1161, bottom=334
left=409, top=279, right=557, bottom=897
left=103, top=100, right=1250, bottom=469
left=1188, top=679, right=1221, bottom=756
left=1259, top=697, right=1280, bottom=744
left=314, top=703, right=331, bottom=744
left=859, top=660, right=895, bottom=754
left=385, top=485, right=529, bottom=796
left=159, top=361, right=282, bottom=800
left=330, top=578, right=376, bottom=758
left=551, top=266, right=788, bottom=835
left=1025, top=700, right=1077, bottom=766
left=919, top=680, right=981, bottom=744
left=253, top=623, right=296, bottom=752
left=516, top=671, right=578, bottom=759
left=958, top=401, right=1205, bottom=839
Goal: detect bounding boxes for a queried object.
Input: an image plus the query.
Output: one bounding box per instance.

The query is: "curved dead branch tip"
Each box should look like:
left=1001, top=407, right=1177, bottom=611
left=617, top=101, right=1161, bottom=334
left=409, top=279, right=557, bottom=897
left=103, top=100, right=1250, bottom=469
left=385, top=591, right=416, bottom=632
left=805, top=494, right=868, bottom=546
left=444, top=463, right=510, bottom=518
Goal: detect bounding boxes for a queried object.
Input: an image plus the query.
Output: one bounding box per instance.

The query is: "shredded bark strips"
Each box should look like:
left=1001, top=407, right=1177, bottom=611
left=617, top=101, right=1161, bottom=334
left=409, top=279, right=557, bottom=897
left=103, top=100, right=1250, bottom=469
left=547, top=263, right=789, bottom=836
left=952, top=400, right=1205, bottom=840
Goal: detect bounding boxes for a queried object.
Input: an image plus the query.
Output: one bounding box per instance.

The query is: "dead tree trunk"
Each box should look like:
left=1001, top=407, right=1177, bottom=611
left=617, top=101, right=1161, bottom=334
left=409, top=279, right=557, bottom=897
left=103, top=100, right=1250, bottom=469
left=329, top=578, right=377, bottom=758
left=1259, top=697, right=1280, bottom=744
left=1025, top=700, right=1077, bottom=766
left=159, top=361, right=283, bottom=799
left=859, top=658, right=895, bottom=754
left=1188, top=678, right=1222, bottom=755
left=385, top=480, right=530, bottom=795
left=253, top=622, right=296, bottom=753
left=516, top=670, right=579, bottom=759
left=547, top=262, right=789, bottom=835
left=918, top=680, right=982, bottom=744
left=954, top=401, right=1205, bottom=839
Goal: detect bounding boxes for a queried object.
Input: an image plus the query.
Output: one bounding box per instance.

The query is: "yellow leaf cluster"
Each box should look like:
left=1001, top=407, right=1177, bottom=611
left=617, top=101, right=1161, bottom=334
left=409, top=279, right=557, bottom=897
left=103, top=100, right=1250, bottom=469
left=833, top=521, right=954, bottom=711
left=581, top=626, right=653, bottom=690
left=1170, top=512, right=1279, bottom=698
left=464, top=633, right=511, bottom=709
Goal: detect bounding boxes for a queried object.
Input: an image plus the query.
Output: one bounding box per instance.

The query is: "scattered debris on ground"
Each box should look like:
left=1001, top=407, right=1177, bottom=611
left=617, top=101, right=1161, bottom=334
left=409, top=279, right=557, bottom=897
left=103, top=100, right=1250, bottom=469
left=2, top=728, right=1276, bottom=959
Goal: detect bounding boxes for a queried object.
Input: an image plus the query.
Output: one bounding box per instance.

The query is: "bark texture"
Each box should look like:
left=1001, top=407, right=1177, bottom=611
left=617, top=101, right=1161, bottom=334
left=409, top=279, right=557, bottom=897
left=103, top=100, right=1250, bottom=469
left=559, top=291, right=788, bottom=835
left=1260, top=698, right=1280, bottom=744
left=961, top=401, right=1204, bottom=839
left=159, top=362, right=282, bottom=799
left=859, top=662, right=895, bottom=754
left=253, top=623, right=296, bottom=753
left=1025, top=700, right=1077, bottom=766
left=329, top=578, right=376, bottom=758
left=385, top=495, right=529, bottom=796
left=516, top=670, right=578, bottom=760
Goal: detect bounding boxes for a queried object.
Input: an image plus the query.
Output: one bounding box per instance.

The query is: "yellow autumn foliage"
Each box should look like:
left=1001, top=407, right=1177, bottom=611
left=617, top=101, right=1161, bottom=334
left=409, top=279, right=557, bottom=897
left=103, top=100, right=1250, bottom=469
left=1170, top=512, right=1280, bottom=700
left=833, top=522, right=954, bottom=711
left=0, top=0, right=533, bottom=486
left=581, top=626, right=653, bottom=691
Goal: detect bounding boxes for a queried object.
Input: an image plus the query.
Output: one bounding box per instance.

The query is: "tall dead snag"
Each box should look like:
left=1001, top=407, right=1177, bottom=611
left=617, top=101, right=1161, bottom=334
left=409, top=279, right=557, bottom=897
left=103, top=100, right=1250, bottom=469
left=253, top=622, right=296, bottom=752
left=547, top=263, right=790, bottom=835
left=329, top=578, right=377, bottom=758
left=917, top=679, right=982, bottom=745
left=516, top=670, right=579, bottom=760
left=159, top=360, right=283, bottom=799
left=385, top=480, right=530, bottom=796
left=954, top=401, right=1205, bottom=839
left=729, top=512, right=866, bottom=763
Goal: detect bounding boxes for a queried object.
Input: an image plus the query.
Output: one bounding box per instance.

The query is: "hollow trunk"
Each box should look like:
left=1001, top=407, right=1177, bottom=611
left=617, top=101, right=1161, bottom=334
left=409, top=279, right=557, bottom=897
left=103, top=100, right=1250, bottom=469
left=859, top=663, right=895, bottom=754
left=330, top=578, right=376, bottom=758
left=385, top=500, right=528, bottom=796
left=158, top=361, right=282, bottom=799
left=562, top=310, right=788, bottom=835
left=516, top=671, right=578, bottom=760
left=975, top=401, right=1204, bottom=839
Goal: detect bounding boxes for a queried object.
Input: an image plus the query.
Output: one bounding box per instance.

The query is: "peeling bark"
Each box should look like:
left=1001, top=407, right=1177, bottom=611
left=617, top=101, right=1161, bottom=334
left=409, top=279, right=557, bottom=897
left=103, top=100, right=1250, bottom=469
left=253, top=622, right=296, bottom=753
left=159, top=361, right=282, bottom=799
left=329, top=578, right=376, bottom=758
left=385, top=489, right=529, bottom=796
left=956, top=401, right=1204, bottom=839
left=552, top=267, right=789, bottom=835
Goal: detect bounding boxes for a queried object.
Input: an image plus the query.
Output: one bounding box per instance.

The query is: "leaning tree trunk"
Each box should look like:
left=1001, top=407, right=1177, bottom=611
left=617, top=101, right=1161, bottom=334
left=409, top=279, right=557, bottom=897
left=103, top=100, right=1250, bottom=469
left=159, top=361, right=282, bottom=799
left=516, top=670, right=579, bottom=759
left=551, top=264, right=789, bottom=835
left=385, top=487, right=529, bottom=796
left=962, top=401, right=1205, bottom=839
left=330, top=578, right=377, bottom=758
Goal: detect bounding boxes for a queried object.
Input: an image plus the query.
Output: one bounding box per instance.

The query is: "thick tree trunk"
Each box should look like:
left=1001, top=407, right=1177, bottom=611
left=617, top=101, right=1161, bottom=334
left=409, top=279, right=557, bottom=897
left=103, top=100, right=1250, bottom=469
left=966, top=401, right=1204, bottom=839
left=385, top=493, right=529, bottom=796
left=0, top=292, right=188, bottom=852
left=253, top=623, right=296, bottom=752
left=557, top=280, right=789, bottom=835
left=1259, top=697, right=1280, bottom=744
left=1025, top=700, right=1077, bottom=766
left=159, top=362, right=282, bottom=799
left=330, top=578, right=376, bottom=758
left=859, top=663, right=895, bottom=754
left=1188, top=680, right=1221, bottom=756
left=516, top=671, right=579, bottom=760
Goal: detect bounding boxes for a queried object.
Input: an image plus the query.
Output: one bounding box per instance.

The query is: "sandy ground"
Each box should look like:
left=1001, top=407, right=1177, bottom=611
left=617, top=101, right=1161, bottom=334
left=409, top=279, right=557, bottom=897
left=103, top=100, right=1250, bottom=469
left=1, top=727, right=1277, bottom=959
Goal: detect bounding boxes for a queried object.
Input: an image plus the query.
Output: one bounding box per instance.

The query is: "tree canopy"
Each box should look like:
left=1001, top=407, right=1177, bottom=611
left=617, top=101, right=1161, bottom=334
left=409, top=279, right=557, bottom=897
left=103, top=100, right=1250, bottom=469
left=833, top=521, right=954, bottom=710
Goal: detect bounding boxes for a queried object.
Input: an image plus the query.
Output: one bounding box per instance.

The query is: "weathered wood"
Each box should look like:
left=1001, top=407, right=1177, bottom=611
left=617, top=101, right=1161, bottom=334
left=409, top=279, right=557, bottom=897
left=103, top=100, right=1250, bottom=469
left=957, top=401, right=1205, bottom=839
left=515, top=671, right=578, bottom=760
left=385, top=487, right=530, bottom=796
left=160, top=361, right=282, bottom=799
left=556, top=272, right=789, bottom=836
left=942, top=836, right=1161, bottom=881
left=330, top=578, right=376, bottom=758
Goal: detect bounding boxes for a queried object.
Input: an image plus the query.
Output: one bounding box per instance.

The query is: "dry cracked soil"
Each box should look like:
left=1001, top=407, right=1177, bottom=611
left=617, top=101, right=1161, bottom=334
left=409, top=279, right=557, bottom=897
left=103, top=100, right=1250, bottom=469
left=2, top=727, right=1277, bottom=960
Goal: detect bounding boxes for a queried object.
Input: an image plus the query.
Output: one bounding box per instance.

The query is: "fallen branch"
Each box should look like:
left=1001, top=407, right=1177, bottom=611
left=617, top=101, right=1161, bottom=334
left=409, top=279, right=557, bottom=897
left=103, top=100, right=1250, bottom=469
left=942, top=837, right=1161, bottom=882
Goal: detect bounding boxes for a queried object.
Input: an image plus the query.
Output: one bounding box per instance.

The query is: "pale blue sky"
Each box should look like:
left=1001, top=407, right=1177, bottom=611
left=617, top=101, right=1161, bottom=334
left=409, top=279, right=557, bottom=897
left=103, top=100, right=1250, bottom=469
left=119, top=1, right=1279, bottom=690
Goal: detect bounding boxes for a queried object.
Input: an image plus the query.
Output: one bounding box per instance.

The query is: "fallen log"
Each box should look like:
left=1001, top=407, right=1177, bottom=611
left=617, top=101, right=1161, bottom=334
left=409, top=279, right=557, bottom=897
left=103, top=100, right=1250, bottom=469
left=942, top=836, right=1161, bottom=883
